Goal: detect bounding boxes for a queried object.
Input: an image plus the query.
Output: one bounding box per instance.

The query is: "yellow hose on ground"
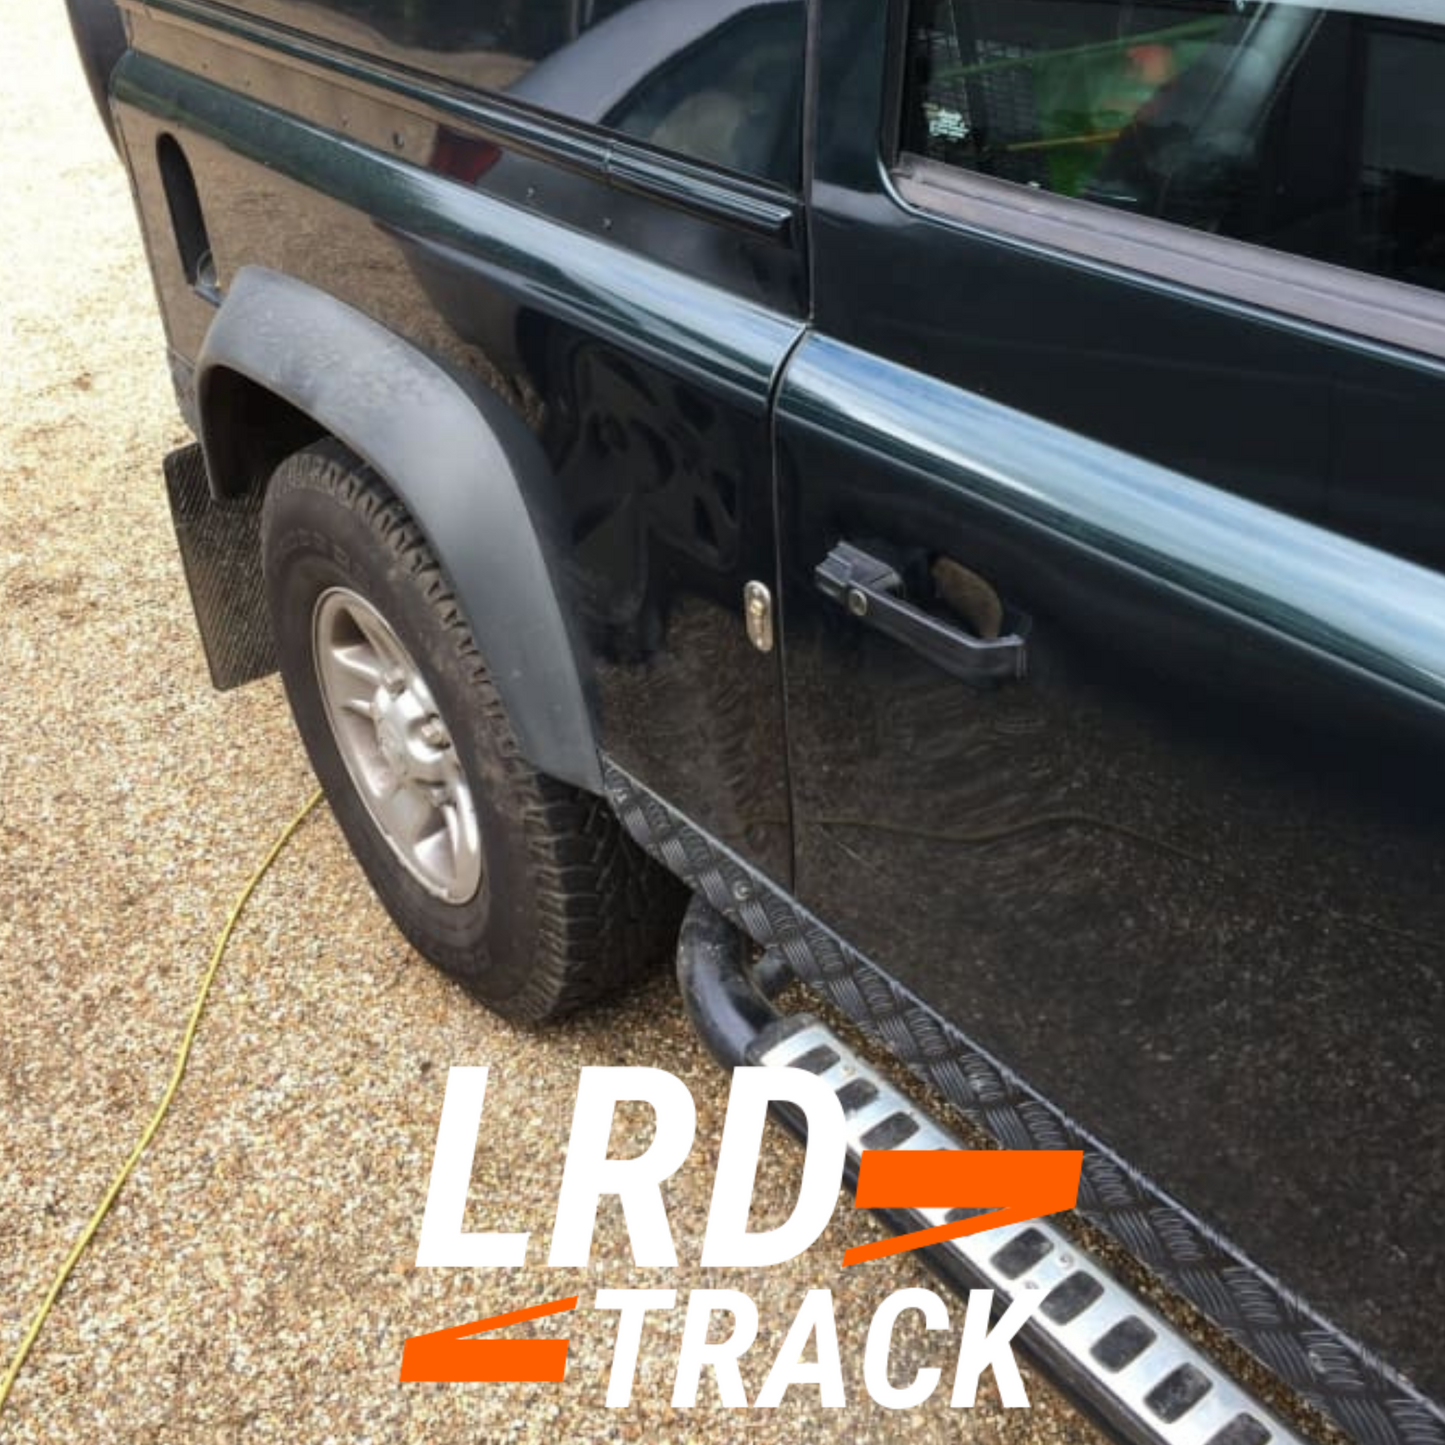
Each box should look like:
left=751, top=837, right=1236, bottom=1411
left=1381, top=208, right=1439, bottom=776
left=0, top=787, right=326, bottom=1417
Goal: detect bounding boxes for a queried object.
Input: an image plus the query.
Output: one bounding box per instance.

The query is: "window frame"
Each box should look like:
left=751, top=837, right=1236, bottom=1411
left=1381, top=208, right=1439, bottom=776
left=885, top=0, right=1445, bottom=365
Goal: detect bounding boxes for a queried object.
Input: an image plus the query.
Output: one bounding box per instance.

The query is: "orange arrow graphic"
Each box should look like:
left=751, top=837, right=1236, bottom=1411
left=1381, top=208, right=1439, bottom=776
left=844, top=1150, right=1083, bottom=1267
left=399, top=1296, right=578, bottom=1383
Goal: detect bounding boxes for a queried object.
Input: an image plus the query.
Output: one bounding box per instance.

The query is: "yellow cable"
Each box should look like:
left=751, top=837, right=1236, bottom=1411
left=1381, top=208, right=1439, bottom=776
left=0, top=787, right=325, bottom=1418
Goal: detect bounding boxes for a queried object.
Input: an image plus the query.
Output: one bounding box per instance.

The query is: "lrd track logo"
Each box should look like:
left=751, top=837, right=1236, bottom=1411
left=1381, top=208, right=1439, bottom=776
left=399, top=1066, right=1082, bottom=1411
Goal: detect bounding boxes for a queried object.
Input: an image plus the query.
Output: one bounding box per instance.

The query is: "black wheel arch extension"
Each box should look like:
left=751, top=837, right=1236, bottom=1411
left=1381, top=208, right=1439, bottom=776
left=194, top=265, right=603, bottom=794
left=65, top=0, right=128, bottom=150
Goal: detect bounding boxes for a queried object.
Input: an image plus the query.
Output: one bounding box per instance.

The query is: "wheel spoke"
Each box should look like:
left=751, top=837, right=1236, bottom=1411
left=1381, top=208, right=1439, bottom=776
left=441, top=801, right=462, bottom=861
left=349, top=607, right=410, bottom=677
left=328, top=640, right=384, bottom=686
left=380, top=784, right=437, bottom=849
left=355, top=753, right=399, bottom=804
left=413, top=825, right=453, bottom=885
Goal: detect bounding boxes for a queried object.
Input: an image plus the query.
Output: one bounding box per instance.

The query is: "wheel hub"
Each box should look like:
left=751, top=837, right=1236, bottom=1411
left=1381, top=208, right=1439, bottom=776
left=372, top=685, right=431, bottom=783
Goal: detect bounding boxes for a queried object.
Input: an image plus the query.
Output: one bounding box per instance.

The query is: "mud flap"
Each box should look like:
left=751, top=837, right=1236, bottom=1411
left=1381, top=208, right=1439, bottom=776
left=163, top=443, right=275, bottom=690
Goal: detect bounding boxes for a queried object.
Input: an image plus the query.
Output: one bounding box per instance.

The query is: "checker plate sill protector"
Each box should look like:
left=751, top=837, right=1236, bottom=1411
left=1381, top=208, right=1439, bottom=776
left=761, top=1013, right=1299, bottom=1445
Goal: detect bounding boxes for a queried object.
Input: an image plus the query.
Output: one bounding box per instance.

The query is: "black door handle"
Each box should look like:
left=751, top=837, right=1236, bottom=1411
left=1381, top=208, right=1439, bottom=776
left=815, top=541, right=1028, bottom=682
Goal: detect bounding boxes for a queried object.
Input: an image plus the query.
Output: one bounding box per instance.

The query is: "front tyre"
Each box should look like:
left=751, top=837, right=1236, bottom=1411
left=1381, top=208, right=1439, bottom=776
left=260, top=439, right=680, bottom=1023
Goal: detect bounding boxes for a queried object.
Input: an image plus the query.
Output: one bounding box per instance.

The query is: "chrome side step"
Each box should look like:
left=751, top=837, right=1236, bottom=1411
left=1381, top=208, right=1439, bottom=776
left=674, top=895, right=1306, bottom=1445
left=757, top=1016, right=1298, bottom=1445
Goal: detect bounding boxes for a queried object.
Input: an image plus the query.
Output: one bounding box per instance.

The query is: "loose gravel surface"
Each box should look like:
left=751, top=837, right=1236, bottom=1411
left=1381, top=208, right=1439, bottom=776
left=0, top=5, right=1101, bottom=1442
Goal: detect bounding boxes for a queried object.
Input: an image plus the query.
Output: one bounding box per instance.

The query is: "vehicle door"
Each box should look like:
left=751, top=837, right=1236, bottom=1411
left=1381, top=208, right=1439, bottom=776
left=777, top=0, right=1445, bottom=1417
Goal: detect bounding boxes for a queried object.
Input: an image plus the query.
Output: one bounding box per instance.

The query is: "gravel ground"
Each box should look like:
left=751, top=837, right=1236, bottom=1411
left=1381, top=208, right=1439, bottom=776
left=0, top=5, right=1102, bottom=1442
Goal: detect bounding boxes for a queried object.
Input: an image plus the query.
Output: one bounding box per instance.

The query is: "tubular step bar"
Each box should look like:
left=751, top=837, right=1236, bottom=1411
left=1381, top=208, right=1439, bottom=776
left=677, top=896, right=1306, bottom=1445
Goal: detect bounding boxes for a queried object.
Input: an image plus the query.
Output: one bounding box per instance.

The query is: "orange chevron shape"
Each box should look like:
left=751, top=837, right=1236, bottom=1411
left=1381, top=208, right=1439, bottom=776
left=844, top=1150, right=1083, bottom=1267
left=399, top=1296, right=579, bottom=1383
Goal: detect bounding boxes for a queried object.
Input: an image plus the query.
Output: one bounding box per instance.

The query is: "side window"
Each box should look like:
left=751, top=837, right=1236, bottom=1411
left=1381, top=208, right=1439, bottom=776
left=239, top=0, right=806, bottom=188
left=902, top=1, right=1445, bottom=295
left=601, top=6, right=806, bottom=182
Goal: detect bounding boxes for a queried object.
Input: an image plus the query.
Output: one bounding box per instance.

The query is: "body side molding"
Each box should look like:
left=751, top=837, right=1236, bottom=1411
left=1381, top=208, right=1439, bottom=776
left=197, top=266, right=602, bottom=792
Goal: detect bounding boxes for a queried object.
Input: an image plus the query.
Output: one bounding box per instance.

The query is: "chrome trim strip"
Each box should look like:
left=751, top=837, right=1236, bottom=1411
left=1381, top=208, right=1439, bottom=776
left=781, top=331, right=1445, bottom=710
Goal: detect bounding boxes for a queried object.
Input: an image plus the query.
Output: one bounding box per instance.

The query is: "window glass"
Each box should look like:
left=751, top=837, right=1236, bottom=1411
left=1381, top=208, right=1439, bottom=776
left=600, top=7, right=805, bottom=179
left=241, top=0, right=806, bottom=187
left=902, top=1, right=1445, bottom=294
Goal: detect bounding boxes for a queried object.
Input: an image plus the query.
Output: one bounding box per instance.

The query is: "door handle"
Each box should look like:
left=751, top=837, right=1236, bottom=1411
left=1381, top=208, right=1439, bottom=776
left=815, top=541, right=1028, bottom=682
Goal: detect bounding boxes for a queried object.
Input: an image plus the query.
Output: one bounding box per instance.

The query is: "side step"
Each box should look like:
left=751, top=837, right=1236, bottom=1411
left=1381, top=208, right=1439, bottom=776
left=677, top=897, right=1305, bottom=1445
